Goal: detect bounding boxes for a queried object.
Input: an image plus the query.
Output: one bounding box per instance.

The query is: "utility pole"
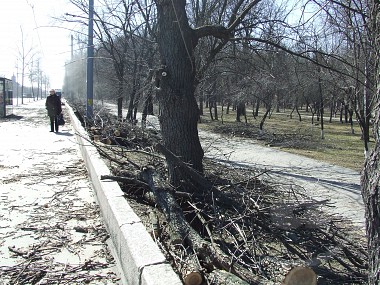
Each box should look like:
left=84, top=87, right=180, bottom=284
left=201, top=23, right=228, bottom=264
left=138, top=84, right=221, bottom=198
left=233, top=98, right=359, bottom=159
left=86, top=0, right=94, bottom=118
left=70, top=34, right=74, bottom=101
left=71, top=35, right=74, bottom=60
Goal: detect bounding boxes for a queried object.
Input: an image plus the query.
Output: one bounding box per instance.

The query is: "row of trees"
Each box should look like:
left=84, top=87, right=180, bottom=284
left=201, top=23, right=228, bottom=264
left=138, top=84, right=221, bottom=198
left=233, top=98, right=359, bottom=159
left=62, top=1, right=380, bottom=283
left=63, top=0, right=374, bottom=148
left=16, top=27, right=51, bottom=103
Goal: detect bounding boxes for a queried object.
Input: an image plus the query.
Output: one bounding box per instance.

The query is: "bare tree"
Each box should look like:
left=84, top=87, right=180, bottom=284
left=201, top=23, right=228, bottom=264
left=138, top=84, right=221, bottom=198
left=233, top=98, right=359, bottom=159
left=153, top=0, right=265, bottom=187
left=17, top=27, right=36, bottom=104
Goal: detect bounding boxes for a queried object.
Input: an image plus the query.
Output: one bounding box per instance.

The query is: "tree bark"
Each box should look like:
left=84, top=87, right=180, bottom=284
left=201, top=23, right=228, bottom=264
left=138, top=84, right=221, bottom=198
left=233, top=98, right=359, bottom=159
left=208, top=269, right=249, bottom=285
left=362, top=144, right=380, bottom=284
left=259, top=107, right=271, bottom=131
left=181, top=255, right=203, bottom=285
left=362, top=1, right=380, bottom=284
left=117, top=97, right=123, bottom=120
left=154, top=0, right=204, bottom=187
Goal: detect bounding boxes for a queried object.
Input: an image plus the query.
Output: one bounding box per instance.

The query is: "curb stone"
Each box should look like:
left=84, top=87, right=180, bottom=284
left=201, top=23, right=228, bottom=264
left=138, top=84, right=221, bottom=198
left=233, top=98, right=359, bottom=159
left=65, top=101, right=182, bottom=285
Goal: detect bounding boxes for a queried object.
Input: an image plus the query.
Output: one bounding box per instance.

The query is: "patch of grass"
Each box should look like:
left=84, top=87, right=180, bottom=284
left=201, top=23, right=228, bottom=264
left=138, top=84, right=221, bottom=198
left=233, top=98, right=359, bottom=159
left=199, top=107, right=368, bottom=171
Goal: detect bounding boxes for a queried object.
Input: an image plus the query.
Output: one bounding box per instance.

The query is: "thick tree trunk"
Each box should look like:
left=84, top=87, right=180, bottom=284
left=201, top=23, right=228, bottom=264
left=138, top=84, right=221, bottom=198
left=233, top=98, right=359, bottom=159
left=362, top=144, right=380, bottom=284
left=236, top=102, right=246, bottom=123
left=362, top=1, right=380, bottom=284
left=155, top=0, right=204, bottom=186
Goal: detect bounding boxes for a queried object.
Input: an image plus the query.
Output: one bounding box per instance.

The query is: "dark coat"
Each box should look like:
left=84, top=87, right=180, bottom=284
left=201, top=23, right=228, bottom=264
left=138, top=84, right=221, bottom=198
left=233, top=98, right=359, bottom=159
left=46, top=94, right=62, bottom=117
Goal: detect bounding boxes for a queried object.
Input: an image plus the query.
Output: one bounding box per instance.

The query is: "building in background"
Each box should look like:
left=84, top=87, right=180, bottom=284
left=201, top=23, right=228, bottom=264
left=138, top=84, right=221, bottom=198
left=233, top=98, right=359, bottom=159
left=55, top=88, right=62, bottom=99
left=0, top=77, right=13, bottom=117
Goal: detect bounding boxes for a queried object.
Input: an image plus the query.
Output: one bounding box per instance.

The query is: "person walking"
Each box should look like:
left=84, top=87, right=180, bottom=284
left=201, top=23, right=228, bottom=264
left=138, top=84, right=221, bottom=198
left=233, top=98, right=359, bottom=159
left=45, top=89, right=62, bottom=132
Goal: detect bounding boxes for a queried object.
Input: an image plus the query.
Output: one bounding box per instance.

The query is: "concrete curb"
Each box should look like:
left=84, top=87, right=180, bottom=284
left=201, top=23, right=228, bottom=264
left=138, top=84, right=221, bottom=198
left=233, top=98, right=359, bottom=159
left=65, top=102, right=182, bottom=285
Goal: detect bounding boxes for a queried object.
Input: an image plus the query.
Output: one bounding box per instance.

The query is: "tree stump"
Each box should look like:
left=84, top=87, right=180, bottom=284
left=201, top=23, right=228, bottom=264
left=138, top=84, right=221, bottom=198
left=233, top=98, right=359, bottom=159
left=260, top=257, right=317, bottom=285
left=181, top=254, right=203, bottom=285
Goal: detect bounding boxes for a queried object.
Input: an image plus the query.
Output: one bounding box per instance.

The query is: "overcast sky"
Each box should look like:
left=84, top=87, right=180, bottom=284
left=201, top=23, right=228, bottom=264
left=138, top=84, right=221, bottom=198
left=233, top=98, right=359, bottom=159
left=0, top=0, right=76, bottom=88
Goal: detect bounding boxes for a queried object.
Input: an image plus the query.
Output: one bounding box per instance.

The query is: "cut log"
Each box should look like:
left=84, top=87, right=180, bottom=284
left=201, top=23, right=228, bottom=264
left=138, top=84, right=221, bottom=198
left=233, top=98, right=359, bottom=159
left=140, top=166, right=192, bottom=247
left=260, top=257, right=317, bottom=285
left=181, top=254, right=203, bottom=285
left=148, top=210, right=160, bottom=238
left=208, top=269, right=250, bottom=285
left=282, top=266, right=317, bottom=285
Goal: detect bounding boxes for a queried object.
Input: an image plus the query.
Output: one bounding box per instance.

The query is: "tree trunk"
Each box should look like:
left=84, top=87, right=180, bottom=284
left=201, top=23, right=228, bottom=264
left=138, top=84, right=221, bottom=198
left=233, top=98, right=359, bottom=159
left=255, top=98, right=260, bottom=117
left=213, top=100, right=218, bottom=121
left=126, top=60, right=139, bottom=122
left=155, top=0, right=204, bottom=186
left=362, top=1, right=380, bottom=284
left=208, top=270, right=249, bottom=285
left=236, top=102, right=246, bottom=123
left=209, top=104, right=214, bottom=121
left=362, top=143, right=380, bottom=285
left=318, top=77, right=325, bottom=139
left=259, top=106, right=271, bottom=131
left=117, top=97, right=123, bottom=120
left=296, top=105, right=302, bottom=122
left=142, top=71, right=154, bottom=128
left=199, top=90, right=204, bottom=116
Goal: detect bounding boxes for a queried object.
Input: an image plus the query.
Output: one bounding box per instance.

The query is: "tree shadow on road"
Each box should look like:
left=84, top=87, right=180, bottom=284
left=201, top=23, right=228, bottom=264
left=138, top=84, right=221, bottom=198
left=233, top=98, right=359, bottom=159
left=0, top=114, right=24, bottom=121
left=55, top=131, right=74, bottom=137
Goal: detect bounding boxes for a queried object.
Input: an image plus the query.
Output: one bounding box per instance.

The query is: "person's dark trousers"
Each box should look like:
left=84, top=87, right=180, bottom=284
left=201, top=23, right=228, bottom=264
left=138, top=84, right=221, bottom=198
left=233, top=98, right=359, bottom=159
left=49, top=115, right=59, bottom=132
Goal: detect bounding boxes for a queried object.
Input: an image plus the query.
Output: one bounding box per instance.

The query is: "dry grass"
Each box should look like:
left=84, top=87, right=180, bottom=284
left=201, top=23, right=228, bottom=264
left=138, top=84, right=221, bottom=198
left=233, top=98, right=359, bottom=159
left=199, top=107, right=369, bottom=172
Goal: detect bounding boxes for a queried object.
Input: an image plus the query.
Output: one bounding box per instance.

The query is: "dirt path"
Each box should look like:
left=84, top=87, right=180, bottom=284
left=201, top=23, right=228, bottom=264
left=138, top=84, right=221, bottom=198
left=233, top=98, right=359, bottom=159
left=200, top=130, right=364, bottom=231
left=128, top=109, right=365, bottom=232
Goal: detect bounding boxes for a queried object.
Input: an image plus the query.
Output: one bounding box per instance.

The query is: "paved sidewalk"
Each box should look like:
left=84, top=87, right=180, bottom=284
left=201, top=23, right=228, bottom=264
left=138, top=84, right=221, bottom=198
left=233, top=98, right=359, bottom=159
left=0, top=99, right=120, bottom=284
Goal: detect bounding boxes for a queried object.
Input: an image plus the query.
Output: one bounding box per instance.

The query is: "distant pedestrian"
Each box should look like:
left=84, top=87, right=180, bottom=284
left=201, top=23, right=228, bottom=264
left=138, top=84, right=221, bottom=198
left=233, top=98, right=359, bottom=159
left=45, top=89, right=62, bottom=132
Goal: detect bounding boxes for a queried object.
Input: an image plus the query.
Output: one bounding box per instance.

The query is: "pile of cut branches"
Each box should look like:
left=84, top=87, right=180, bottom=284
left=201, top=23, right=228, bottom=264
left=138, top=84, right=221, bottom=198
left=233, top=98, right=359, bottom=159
left=74, top=102, right=367, bottom=285
left=210, top=123, right=314, bottom=149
